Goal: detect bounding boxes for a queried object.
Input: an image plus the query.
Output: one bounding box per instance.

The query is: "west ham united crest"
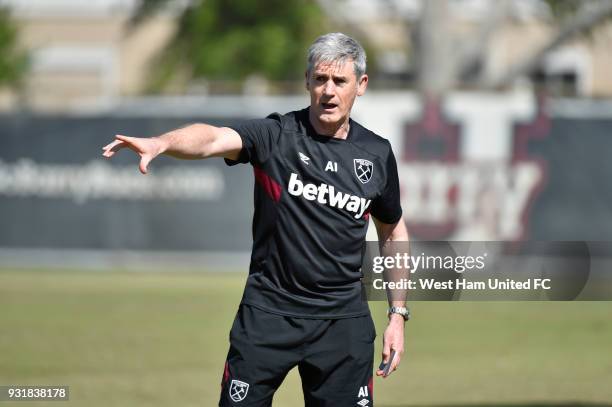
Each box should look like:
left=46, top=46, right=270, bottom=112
left=354, top=159, right=373, bottom=184
left=229, top=379, right=249, bottom=402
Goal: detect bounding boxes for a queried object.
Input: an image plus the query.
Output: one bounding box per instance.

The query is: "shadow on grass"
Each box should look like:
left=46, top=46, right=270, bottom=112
left=378, top=403, right=612, bottom=407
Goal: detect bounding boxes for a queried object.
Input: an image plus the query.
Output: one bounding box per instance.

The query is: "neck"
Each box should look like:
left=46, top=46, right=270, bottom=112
left=309, top=110, right=350, bottom=140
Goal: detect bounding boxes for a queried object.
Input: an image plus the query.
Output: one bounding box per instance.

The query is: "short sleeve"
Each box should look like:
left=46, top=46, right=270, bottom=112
left=370, top=144, right=403, bottom=224
left=224, top=113, right=282, bottom=167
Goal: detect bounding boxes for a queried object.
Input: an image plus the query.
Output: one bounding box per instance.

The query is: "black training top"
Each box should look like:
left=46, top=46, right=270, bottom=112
left=226, top=108, right=402, bottom=318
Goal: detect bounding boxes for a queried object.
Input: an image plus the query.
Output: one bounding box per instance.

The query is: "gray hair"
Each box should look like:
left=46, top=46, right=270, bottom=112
left=307, top=32, right=367, bottom=78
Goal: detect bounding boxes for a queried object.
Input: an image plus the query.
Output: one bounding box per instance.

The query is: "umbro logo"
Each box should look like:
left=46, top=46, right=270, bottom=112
left=357, top=399, right=370, bottom=406
left=299, top=152, right=310, bottom=165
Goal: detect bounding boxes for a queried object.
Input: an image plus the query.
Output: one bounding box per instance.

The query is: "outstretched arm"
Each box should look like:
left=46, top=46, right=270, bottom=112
left=373, top=217, right=409, bottom=378
left=101, top=124, right=243, bottom=174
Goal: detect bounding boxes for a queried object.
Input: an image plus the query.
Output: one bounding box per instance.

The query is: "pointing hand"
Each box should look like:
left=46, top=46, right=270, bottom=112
left=102, top=134, right=164, bottom=174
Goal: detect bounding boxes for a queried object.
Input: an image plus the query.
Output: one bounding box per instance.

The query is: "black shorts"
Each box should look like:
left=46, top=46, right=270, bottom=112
left=219, top=305, right=376, bottom=407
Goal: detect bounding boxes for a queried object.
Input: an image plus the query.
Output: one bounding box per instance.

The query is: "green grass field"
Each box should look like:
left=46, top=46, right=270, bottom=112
left=1, top=270, right=611, bottom=407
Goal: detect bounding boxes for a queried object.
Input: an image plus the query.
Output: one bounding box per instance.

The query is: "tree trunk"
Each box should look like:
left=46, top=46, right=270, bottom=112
left=484, top=0, right=612, bottom=89
left=415, top=0, right=457, bottom=96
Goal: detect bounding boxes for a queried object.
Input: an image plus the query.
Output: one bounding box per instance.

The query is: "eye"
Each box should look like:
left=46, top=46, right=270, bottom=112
left=315, top=75, right=326, bottom=82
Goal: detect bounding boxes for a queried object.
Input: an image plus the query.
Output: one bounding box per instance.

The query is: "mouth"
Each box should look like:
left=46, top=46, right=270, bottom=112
left=321, top=102, right=338, bottom=111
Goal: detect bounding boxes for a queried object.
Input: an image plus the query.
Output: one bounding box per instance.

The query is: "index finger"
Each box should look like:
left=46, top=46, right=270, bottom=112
left=101, top=139, right=128, bottom=158
left=387, top=349, right=401, bottom=376
left=102, top=139, right=124, bottom=151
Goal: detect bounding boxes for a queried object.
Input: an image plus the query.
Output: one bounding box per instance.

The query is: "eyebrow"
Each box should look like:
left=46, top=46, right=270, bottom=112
left=313, top=71, right=348, bottom=81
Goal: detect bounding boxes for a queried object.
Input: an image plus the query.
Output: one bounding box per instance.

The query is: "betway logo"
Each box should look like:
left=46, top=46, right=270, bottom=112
left=287, top=173, right=371, bottom=219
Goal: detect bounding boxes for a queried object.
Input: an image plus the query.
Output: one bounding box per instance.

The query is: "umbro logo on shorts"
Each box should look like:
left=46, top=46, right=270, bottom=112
left=229, top=379, right=249, bottom=402
left=287, top=173, right=371, bottom=219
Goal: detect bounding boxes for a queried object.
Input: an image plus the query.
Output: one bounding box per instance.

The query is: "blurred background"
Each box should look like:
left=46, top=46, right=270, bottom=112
left=0, top=0, right=611, bottom=406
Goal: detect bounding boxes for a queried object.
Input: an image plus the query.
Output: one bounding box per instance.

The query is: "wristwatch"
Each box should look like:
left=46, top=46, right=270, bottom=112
left=388, top=306, right=411, bottom=321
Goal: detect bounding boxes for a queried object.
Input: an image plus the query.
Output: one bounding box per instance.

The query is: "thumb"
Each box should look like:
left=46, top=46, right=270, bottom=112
left=139, top=154, right=152, bottom=174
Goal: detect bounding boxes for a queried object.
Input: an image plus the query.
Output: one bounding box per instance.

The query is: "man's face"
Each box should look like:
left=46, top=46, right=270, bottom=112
left=306, top=59, right=368, bottom=129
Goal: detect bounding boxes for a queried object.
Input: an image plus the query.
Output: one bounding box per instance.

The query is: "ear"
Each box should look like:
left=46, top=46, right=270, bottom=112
left=357, top=74, right=368, bottom=96
left=305, top=70, right=310, bottom=91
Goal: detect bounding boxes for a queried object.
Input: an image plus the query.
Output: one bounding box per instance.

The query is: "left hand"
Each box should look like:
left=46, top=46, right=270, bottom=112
left=376, top=314, right=405, bottom=378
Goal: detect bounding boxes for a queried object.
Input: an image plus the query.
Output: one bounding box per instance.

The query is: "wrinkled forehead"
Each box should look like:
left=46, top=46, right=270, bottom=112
left=310, top=58, right=355, bottom=77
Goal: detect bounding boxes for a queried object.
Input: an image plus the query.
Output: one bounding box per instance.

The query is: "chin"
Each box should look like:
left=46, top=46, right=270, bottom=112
left=317, top=112, right=340, bottom=123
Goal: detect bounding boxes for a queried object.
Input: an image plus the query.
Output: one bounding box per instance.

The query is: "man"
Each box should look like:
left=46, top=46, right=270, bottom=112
left=102, top=32, right=409, bottom=406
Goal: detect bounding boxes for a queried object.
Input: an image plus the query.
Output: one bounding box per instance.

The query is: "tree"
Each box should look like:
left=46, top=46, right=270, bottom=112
left=484, top=0, right=612, bottom=89
left=136, top=0, right=612, bottom=95
left=0, top=7, right=27, bottom=87
left=410, top=0, right=612, bottom=95
left=317, top=0, right=612, bottom=96
left=139, top=0, right=328, bottom=92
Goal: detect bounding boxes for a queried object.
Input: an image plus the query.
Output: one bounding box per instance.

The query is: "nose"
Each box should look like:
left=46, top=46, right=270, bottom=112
left=323, top=80, right=335, bottom=96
